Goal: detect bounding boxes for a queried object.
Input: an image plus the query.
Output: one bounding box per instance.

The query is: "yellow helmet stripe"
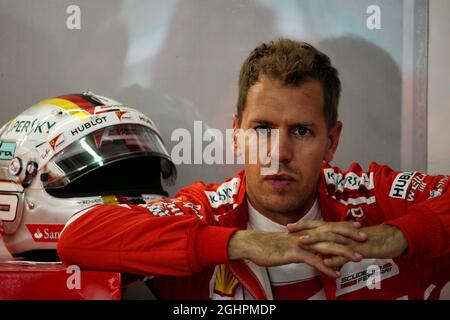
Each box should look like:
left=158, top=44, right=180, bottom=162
left=36, top=98, right=91, bottom=120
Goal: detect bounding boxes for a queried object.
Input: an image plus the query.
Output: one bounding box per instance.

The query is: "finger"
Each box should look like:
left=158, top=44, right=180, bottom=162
left=298, top=232, right=350, bottom=245
left=327, top=222, right=367, bottom=242
left=298, top=243, right=317, bottom=254
left=310, top=242, right=363, bottom=262
left=287, top=220, right=325, bottom=233
left=324, top=256, right=349, bottom=269
left=295, top=250, right=341, bottom=278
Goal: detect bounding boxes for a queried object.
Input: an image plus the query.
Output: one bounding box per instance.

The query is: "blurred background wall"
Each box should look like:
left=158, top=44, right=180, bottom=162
left=428, top=0, right=450, bottom=175
left=0, top=0, right=445, bottom=196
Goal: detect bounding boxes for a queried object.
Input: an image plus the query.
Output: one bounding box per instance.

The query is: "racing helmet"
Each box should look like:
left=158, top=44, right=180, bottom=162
left=0, top=91, right=176, bottom=260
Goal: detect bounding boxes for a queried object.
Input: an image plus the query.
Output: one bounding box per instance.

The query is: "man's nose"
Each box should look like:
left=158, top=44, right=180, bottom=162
left=270, top=130, right=293, bottom=164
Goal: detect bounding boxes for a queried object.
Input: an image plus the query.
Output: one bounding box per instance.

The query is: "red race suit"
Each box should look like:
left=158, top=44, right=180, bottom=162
left=58, top=163, right=450, bottom=300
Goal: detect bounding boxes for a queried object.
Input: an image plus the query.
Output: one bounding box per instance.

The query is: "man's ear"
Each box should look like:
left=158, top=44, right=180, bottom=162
left=324, top=121, right=343, bottom=163
left=232, top=114, right=241, bottom=156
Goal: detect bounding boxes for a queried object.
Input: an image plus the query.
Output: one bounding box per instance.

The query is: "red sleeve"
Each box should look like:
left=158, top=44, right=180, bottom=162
left=57, top=196, right=238, bottom=276
left=370, top=164, right=450, bottom=258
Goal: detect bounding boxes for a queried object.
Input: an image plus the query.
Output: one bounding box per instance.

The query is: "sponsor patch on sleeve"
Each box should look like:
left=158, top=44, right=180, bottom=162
left=140, top=199, right=204, bottom=219
left=324, top=169, right=375, bottom=192
left=428, top=176, right=449, bottom=199
left=389, top=171, right=416, bottom=199
left=204, top=178, right=241, bottom=209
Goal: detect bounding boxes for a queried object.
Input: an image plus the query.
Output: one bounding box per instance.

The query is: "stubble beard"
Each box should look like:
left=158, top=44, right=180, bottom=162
left=246, top=179, right=316, bottom=225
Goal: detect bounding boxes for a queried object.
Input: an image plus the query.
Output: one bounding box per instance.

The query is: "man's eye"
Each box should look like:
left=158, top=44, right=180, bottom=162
left=294, top=127, right=310, bottom=136
left=255, top=126, right=272, bottom=135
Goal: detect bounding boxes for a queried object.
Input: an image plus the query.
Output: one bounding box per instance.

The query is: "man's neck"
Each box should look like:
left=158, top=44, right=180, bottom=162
left=246, top=196, right=317, bottom=226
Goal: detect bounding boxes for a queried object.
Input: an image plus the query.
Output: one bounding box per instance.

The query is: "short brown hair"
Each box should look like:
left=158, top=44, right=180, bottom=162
left=237, top=38, right=341, bottom=129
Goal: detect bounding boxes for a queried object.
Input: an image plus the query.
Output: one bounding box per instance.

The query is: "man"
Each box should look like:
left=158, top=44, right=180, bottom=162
left=58, top=39, right=450, bottom=300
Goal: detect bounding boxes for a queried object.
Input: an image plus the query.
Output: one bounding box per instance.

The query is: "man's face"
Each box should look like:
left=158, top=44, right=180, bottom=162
left=234, top=77, right=342, bottom=224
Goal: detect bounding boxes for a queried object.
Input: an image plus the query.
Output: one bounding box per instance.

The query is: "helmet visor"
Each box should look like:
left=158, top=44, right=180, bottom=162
left=42, top=124, right=175, bottom=190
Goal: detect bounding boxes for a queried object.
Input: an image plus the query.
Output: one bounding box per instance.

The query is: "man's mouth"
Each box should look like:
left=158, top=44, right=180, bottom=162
left=264, top=174, right=296, bottom=188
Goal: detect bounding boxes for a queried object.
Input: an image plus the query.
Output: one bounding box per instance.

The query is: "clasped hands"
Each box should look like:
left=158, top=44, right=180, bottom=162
left=228, top=220, right=408, bottom=278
